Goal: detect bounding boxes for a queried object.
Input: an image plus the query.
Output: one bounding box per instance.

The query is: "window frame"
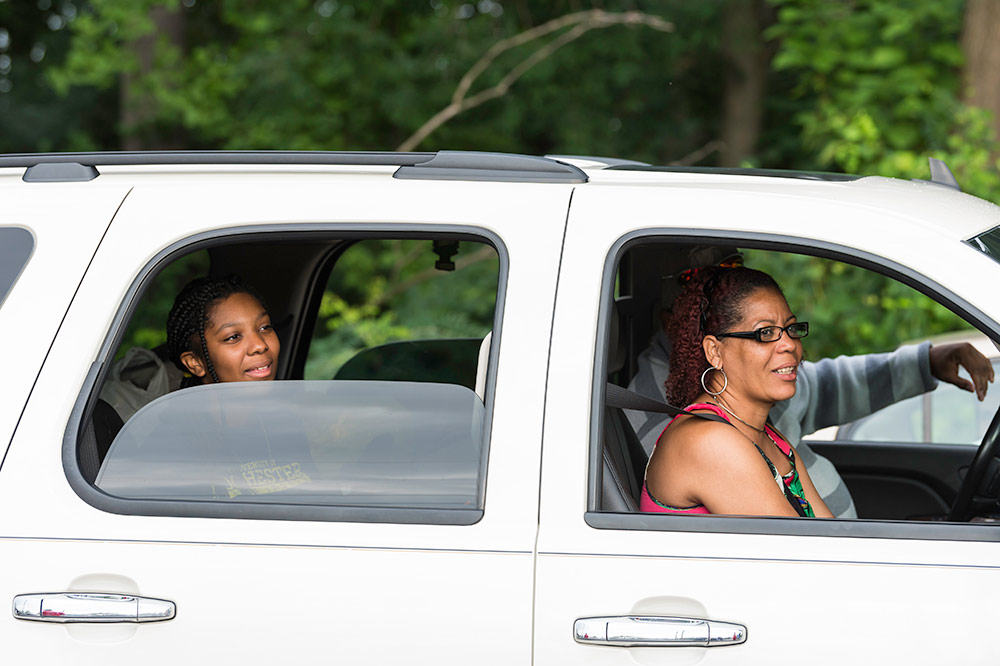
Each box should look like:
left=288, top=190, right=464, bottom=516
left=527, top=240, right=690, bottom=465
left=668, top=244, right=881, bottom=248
left=64, top=223, right=509, bottom=525
left=588, top=227, right=1000, bottom=542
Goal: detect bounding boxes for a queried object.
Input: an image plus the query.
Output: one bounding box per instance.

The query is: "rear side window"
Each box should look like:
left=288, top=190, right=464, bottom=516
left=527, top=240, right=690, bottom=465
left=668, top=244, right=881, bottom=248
left=97, top=381, right=483, bottom=509
left=0, top=227, right=33, bottom=308
left=75, top=232, right=503, bottom=525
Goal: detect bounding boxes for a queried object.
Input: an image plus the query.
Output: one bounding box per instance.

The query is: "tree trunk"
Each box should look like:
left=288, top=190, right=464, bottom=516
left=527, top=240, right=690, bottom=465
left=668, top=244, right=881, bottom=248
left=719, top=0, right=774, bottom=167
left=120, top=5, right=185, bottom=150
left=962, top=0, right=1000, bottom=143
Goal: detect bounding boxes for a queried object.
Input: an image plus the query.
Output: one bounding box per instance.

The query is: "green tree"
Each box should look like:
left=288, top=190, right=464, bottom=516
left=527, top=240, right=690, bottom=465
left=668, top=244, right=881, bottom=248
left=745, top=250, right=972, bottom=360
left=766, top=0, right=1000, bottom=202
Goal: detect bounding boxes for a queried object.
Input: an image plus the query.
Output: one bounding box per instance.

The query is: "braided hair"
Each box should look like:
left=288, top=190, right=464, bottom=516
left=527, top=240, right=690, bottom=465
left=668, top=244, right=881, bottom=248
left=166, top=274, right=268, bottom=387
left=664, top=266, right=783, bottom=406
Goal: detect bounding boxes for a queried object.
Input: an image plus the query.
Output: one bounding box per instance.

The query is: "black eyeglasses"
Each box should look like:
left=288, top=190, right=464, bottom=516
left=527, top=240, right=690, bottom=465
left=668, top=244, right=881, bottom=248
left=714, top=322, right=809, bottom=343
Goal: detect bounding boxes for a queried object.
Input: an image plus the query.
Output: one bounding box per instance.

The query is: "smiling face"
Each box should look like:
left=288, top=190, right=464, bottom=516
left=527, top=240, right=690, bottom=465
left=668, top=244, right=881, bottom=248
left=703, top=287, right=803, bottom=404
left=179, top=292, right=280, bottom=383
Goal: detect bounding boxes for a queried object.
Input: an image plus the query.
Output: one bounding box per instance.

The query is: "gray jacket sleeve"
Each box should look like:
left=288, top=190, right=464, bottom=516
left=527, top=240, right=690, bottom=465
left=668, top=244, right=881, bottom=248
left=769, top=342, right=936, bottom=443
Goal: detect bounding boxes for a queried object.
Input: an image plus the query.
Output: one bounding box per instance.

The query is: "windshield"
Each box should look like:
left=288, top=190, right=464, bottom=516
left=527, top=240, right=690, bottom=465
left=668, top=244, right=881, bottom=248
left=967, top=225, right=1000, bottom=265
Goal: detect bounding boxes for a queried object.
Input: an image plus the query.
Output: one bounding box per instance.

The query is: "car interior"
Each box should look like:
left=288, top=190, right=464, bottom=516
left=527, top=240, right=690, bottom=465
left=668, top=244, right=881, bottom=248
left=78, top=232, right=500, bottom=503
left=603, top=240, right=1000, bottom=523
left=75, top=230, right=1000, bottom=524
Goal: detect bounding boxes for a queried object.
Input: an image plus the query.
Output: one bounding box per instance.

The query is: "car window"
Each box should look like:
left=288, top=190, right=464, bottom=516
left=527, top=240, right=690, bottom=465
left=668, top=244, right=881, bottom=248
left=598, top=239, right=995, bottom=530
left=840, top=357, right=1000, bottom=445
left=305, top=238, right=498, bottom=380
left=97, top=380, right=484, bottom=509
left=967, top=225, right=1000, bottom=265
left=0, top=227, right=33, bottom=309
left=78, top=232, right=502, bottom=523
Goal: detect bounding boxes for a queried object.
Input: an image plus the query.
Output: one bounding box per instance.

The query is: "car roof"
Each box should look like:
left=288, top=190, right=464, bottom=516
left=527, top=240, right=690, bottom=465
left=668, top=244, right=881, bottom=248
left=2, top=150, right=998, bottom=240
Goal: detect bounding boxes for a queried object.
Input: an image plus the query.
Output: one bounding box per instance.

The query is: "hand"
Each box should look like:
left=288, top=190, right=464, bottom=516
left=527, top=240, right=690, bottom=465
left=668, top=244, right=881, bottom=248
left=929, top=342, right=995, bottom=401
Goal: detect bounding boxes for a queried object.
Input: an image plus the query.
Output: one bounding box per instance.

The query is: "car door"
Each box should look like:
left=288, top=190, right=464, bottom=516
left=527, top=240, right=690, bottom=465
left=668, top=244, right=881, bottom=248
left=0, top=172, right=571, bottom=663
left=535, top=179, right=1000, bottom=664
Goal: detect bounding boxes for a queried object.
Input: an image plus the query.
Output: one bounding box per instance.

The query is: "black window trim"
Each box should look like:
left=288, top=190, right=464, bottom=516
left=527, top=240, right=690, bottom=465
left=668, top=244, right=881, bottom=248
left=588, top=227, right=1000, bottom=542
left=966, top=224, right=1000, bottom=266
left=64, top=222, right=509, bottom=526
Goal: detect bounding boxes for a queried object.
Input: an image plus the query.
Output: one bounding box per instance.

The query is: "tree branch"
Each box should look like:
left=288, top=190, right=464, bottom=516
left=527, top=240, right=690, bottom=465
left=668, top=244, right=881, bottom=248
left=669, top=140, right=726, bottom=166
left=397, top=10, right=674, bottom=152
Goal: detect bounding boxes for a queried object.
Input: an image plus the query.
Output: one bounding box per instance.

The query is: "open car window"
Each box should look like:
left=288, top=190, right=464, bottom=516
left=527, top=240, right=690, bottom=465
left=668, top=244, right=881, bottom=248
left=833, top=340, right=1000, bottom=446
left=74, top=231, right=504, bottom=524
left=597, top=238, right=1000, bottom=532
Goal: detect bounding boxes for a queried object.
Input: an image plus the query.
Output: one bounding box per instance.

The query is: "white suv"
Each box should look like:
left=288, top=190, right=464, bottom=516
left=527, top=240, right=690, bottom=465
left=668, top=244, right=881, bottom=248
left=3, top=151, right=1000, bottom=664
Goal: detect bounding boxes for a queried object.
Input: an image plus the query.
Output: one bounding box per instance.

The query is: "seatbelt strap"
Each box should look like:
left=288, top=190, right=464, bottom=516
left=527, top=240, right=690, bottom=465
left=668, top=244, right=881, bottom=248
left=605, top=382, right=684, bottom=416
left=604, top=383, right=728, bottom=424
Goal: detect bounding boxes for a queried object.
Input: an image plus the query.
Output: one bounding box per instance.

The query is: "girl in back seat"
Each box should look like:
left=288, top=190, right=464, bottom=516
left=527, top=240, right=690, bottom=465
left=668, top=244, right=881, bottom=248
left=167, top=274, right=280, bottom=387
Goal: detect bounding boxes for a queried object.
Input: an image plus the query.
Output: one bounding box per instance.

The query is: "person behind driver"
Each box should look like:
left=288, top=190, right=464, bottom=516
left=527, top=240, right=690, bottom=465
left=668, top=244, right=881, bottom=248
left=627, top=246, right=994, bottom=518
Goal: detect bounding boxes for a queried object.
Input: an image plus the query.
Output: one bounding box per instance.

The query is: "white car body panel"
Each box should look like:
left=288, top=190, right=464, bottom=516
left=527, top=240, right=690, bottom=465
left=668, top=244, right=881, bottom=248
left=0, top=172, right=571, bottom=663
left=534, top=181, right=1000, bottom=664
left=2, top=158, right=1000, bottom=663
left=0, top=183, right=131, bottom=461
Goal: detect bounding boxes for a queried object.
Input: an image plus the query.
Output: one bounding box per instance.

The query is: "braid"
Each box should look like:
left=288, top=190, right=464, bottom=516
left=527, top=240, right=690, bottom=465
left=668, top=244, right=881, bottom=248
left=665, top=266, right=783, bottom=406
left=166, top=274, right=267, bottom=386
left=199, top=326, right=220, bottom=384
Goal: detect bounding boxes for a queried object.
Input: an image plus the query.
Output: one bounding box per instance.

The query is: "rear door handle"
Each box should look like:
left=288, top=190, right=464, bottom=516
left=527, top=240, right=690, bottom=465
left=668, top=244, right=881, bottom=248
left=13, top=593, right=175, bottom=623
left=575, top=615, right=746, bottom=647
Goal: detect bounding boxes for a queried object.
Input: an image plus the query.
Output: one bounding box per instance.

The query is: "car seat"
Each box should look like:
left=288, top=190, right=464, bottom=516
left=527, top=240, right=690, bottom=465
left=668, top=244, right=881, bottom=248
left=600, top=301, right=649, bottom=511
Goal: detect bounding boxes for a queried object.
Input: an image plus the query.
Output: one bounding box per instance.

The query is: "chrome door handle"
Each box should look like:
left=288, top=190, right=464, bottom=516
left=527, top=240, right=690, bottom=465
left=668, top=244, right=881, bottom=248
left=13, top=593, right=175, bottom=623
left=575, top=615, right=746, bottom=647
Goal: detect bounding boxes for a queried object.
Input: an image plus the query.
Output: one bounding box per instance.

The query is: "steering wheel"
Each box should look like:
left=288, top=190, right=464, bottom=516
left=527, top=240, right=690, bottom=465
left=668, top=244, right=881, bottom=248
left=948, top=406, right=1000, bottom=521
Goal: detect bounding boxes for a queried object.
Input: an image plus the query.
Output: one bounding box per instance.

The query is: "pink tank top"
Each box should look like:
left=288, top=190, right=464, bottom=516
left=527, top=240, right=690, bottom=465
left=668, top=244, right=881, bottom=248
left=638, top=402, right=795, bottom=514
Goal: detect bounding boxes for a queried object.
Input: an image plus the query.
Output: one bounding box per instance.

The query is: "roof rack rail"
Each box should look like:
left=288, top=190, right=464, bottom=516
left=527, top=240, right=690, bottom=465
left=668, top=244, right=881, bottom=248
left=3, top=150, right=587, bottom=184
left=544, top=154, right=650, bottom=169
left=22, top=162, right=100, bottom=183
left=913, top=157, right=961, bottom=191
left=6, top=151, right=434, bottom=182
left=393, top=151, right=586, bottom=183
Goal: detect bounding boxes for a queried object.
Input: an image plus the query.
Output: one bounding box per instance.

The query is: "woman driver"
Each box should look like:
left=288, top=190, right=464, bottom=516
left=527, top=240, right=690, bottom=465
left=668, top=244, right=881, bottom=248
left=166, top=274, right=280, bottom=387
left=641, top=266, right=833, bottom=517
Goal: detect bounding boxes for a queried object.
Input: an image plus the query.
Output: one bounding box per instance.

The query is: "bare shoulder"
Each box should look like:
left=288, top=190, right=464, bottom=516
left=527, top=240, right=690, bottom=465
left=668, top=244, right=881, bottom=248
left=655, top=413, right=757, bottom=467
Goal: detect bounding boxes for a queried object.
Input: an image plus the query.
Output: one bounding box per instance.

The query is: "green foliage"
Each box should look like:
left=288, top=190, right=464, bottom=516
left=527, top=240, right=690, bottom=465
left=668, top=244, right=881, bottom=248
left=32, top=1, right=735, bottom=162
left=744, top=249, right=972, bottom=360
left=767, top=0, right=1000, bottom=203
left=304, top=239, right=498, bottom=379
left=0, top=1, right=117, bottom=152
left=4, top=0, right=997, bottom=365
left=118, top=249, right=209, bottom=357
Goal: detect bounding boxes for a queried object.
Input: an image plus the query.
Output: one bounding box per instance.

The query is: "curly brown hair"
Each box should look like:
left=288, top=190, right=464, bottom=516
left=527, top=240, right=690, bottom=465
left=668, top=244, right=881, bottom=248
left=665, top=266, right=783, bottom=406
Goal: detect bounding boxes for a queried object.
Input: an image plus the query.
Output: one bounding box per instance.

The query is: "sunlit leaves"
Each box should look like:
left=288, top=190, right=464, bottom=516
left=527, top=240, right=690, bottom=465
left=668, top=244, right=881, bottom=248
left=767, top=0, right=1000, bottom=203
